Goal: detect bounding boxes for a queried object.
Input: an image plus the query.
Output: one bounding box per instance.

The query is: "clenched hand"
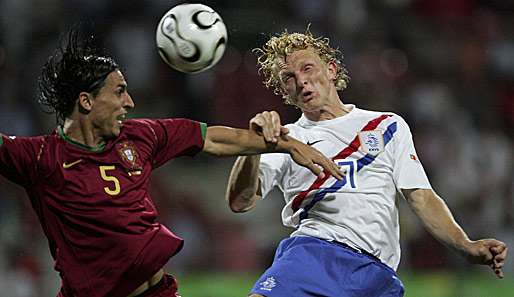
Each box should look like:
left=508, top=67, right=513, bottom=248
left=464, top=239, right=508, bottom=278
left=249, top=111, right=343, bottom=180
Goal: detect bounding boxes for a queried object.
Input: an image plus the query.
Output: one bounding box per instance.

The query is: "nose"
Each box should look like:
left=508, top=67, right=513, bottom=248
left=296, top=73, right=308, bottom=89
left=123, top=92, right=135, bottom=109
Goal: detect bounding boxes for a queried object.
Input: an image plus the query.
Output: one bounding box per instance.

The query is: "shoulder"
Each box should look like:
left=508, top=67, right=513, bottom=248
left=354, top=108, right=410, bottom=129
left=352, top=107, right=396, bottom=120
left=120, top=118, right=203, bottom=141
left=123, top=118, right=200, bottom=130
left=122, top=118, right=157, bottom=130
left=386, top=113, right=411, bottom=131
left=119, top=119, right=160, bottom=144
left=120, top=118, right=175, bottom=136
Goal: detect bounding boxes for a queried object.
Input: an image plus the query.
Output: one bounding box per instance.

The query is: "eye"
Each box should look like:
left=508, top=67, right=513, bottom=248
left=116, top=87, right=126, bottom=96
left=304, top=65, right=313, bottom=72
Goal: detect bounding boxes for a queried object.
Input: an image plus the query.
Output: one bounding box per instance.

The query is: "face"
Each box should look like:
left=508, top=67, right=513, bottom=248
left=87, top=70, right=134, bottom=139
left=277, top=49, right=337, bottom=112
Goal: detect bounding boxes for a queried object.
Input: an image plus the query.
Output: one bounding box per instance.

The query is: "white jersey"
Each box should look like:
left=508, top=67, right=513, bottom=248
left=259, top=105, right=432, bottom=270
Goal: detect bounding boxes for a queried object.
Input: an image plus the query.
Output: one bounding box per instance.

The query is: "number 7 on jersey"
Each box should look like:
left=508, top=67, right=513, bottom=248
left=334, top=159, right=357, bottom=189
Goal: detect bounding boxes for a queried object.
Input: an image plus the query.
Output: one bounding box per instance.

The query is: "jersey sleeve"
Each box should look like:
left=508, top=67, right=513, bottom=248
left=259, top=153, right=288, bottom=199
left=0, top=134, right=41, bottom=186
left=392, top=116, right=432, bottom=191
left=144, top=118, right=206, bottom=168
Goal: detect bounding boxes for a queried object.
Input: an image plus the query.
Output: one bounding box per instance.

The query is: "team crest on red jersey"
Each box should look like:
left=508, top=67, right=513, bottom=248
left=116, top=141, right=143, bottom=173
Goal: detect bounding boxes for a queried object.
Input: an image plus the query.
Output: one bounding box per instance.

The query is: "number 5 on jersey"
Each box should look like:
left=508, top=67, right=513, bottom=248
left=99, top=165, right=121, bottom=196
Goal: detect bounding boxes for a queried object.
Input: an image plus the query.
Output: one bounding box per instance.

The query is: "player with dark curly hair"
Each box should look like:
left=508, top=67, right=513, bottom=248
left=0, top=27, right=343, bottom=297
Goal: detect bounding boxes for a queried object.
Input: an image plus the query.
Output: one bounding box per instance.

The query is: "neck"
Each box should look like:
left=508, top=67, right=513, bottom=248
left=303, top=99, right=351, bottom=121
left=63, top=118, right=104, bottom=147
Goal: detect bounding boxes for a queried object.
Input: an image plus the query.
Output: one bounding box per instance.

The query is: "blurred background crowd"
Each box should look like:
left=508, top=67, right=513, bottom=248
left=0, top=0, right=513, bottom=296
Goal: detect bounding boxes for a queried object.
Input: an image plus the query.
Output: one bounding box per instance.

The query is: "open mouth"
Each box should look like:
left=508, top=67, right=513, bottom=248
left=116, top=114, right=126, bottom=124
left=302, top=91, right=314, bottom=101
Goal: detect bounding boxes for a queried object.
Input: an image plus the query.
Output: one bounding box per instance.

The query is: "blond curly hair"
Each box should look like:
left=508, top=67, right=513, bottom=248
left=254, top=28, right=350, bottom=105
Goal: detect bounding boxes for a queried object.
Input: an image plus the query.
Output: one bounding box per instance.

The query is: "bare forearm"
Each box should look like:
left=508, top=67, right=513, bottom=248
left=226, top=155, right=261, bottom=212
left=204, top=126, right=292, bottom=156
left=406, top=189, right=471, bottom=254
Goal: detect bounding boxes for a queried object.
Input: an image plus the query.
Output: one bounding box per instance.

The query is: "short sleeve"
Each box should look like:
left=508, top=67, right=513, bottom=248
left=392, top=116, right=432, bottom=191
left=259, top=153, right=287, bottom=199
left=0, top=134, right=41, bottom=186
left=142, top=119, right=206, bottom=168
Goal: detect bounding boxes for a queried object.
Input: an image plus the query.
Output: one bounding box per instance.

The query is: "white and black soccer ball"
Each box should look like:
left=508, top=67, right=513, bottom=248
left=156, top=3, right=227, bottom=73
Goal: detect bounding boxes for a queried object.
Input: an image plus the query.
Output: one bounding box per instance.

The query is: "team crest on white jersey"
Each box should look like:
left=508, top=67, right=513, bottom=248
left=358, top=130, right=384, bottom=156
left=259, top=276, right=276, bottom=291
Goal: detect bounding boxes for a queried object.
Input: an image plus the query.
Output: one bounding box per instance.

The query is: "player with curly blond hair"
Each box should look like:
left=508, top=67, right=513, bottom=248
left=226, top=28, right=508, bottom=297
left=254, top=28, right=350, bottom=105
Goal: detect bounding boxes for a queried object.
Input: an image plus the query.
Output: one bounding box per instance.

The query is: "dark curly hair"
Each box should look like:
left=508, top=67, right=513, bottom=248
left=38, top=26, right=119, bottom=124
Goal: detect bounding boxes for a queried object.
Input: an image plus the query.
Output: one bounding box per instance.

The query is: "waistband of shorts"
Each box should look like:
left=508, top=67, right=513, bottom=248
left=330, top=240, right=380, bottom=262
left=329, top=240, right=397, bottom=275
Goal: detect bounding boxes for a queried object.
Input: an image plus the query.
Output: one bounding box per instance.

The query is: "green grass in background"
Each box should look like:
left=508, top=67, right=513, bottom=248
left=176, top=271, right=514, bottom=297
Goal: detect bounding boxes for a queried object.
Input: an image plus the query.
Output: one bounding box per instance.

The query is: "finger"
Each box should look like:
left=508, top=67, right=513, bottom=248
left=494, top=267, right=504, bottom=279
left=333, top=162, right=345, bottom=180
left=494, top=260, right=504, bottom=269
left=493, top=247, right=508, bottom=267
left=494, top=249, right=507, bottom=262
left=250, top=124, right=263, bottom=135
left=490, top=243, right=506, bottom=255
left=305, top=162, right=325, bottom=179
left=261, top=112, right=276, bottom=143
left=326, top=161, right=344, bottom=180
left=315, top=156, right=344, bottom=180
left=270, top=111, right=282, bottom=138
left=319, top=155, right=344, bottom=180
left=280, top=126, right=289, bottom=135
left=249, top=115, right=264, bottom=131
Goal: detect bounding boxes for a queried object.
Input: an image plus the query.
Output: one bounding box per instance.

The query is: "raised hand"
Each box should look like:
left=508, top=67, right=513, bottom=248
left=464, top=239, right=508, bottom=278
left=249, top=111, right=289, bottom=143
left=249, top=110, right=343, bottom=180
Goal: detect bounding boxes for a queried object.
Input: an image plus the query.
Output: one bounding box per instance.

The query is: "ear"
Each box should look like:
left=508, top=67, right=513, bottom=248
left=78, top=92, right=93, bottom=113
left=327, top=60, right=337, bottom=81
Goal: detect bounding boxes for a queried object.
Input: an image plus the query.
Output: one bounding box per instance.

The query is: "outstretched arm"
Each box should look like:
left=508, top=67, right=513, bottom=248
left=204, top=125, right=342, bottom=178
left=404, top=188, right=508, bottom=278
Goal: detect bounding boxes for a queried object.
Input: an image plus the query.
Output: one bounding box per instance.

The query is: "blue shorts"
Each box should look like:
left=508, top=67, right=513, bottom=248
left=251, top=236, right=404, bottom=297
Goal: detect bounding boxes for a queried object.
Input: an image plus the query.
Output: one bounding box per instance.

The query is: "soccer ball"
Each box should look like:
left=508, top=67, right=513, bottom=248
left=156, top=3, right=227, bottom=73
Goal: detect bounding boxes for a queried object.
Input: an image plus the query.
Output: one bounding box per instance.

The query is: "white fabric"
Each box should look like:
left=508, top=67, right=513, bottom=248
left=259, top=105, right=432, bottom=270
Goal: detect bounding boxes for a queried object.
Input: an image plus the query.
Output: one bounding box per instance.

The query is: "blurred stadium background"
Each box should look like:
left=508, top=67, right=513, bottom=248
left=0, top=0, right=513, bottom=296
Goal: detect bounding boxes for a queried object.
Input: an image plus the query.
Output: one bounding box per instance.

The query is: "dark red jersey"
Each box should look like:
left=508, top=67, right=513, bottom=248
left=0, top=118, right=206, bottom=297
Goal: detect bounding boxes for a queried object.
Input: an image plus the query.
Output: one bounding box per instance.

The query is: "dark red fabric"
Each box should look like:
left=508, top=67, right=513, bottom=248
left=1, top=119, right=204, bottom=297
